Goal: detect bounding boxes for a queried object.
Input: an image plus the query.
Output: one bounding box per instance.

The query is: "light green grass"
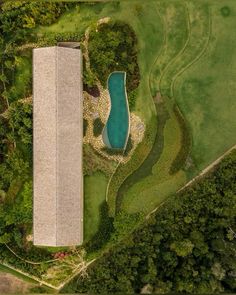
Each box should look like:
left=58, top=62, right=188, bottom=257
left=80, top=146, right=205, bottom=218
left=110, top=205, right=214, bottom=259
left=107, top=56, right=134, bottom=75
left=121, top=170, right=185, bottom=214
left=114, top=1, right=163, bottom=121
left=161, top=1, right=210, bottom=97
left=174, top=0, right=236, bottom=171
left=84, top=171, right=109, bottom=241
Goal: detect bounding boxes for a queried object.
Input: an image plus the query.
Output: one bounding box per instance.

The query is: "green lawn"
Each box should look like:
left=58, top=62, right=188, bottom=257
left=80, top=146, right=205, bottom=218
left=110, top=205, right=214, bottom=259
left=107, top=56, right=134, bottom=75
left=84, top=171, right=109, bottom=241
left=174, top=0, right=236, bottom=171
left=150, top=1, right=189, bottom=95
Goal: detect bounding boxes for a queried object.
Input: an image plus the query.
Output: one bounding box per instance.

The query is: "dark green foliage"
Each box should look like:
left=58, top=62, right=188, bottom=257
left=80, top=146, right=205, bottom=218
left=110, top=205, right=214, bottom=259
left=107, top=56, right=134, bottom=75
left=0, top=150, right=29, bottom=192
left=86, top=202, right=114, bottom=252
left=29, top=286, right=54, bottom=294
left=0, top=244, right=52, bottom=277
left=62, top=151, right=236, bottom=294
left=0, top=117, right=9, bottom=161
left=83, top=119, right=88, bottom=137
left=124, top=136, right=133, bottom=157
left=93, top=118, right=104, bottom=137
left=83, top=68, right=97, bottom=89
left=8, top=101, right=32, bottom=146
left=0, top=1, right=74, bottom=44
left=169, top=105, right=192, bottom=174
left=127, top=88, right=138, bottom=111
left=36, top=31, right=84, bottom=48
left=88, top=21, right=140, bottom=92
left=220, top=6, right=231, bottom=17
left=110, top=212, right=143, bottom=244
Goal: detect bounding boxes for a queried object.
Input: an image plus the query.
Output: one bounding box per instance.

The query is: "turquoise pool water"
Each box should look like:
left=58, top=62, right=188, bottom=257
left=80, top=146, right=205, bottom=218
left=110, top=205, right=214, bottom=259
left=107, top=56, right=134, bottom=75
left=103, top=72, right=129, bottom=149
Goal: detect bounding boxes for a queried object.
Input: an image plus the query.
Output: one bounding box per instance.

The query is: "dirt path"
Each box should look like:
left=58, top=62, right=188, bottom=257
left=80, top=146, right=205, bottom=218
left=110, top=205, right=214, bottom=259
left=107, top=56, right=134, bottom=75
left=0, top=272, right=33, bottom=294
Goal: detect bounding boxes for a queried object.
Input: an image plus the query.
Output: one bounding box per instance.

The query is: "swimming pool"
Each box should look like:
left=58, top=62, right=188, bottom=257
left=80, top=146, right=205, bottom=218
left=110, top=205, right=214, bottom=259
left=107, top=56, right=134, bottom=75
left=102, top=72, right=130, bottom=149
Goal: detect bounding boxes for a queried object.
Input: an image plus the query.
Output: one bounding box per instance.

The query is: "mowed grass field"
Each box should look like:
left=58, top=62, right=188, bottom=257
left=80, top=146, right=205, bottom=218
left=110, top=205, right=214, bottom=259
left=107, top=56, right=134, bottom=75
left=174, top=0, right=236, bottom=172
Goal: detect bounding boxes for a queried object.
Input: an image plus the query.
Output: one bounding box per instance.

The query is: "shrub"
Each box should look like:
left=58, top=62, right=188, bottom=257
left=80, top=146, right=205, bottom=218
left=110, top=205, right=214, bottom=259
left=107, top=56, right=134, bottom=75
left=83, top=68, right=97, bottom=89
left=169, top=105, right=192, bottom=174
left=85, top=202, right=114, bottom=252
left=83, top=144, right=115, bottom=177
left=83, top=119, right=88, bottom=137
left=88, top=21, right=140, bottom=92
left=220, top=6, right=230, bottom=17
left=93, top=118, right=104, bottom=137
left=128, top=88, right=138, bottom=111
left=124, top=136, right=133, bottom=156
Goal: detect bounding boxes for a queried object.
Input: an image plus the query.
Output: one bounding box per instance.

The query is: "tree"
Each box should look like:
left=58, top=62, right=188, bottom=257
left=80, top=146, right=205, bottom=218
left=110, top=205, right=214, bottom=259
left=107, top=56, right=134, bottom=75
left=170, top=240, right=194, bottom=257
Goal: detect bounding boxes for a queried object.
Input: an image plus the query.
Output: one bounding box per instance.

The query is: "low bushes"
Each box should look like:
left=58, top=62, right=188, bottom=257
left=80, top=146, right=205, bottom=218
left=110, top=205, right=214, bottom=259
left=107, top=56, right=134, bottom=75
left=128, top=88, right=138, bottom=111
left=169, top=105, right=192, bottom=174
left=83, top=119, right=88, bottom=137
left=101, top=147, right=123, bottom=156
left=93, top=118, right=104, bottom=137
left=85, top=201, right=114, bottom=252
left=83, top=144, right=116, bottom=176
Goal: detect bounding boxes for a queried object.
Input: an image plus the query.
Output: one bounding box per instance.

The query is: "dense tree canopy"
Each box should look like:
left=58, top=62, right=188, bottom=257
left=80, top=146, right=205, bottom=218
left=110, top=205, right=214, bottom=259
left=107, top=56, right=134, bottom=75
left=63, top=151, right=236, bottom=294
left=8, top=100, right=32, bottom=146
left=88, top=21, right=140, bottom=93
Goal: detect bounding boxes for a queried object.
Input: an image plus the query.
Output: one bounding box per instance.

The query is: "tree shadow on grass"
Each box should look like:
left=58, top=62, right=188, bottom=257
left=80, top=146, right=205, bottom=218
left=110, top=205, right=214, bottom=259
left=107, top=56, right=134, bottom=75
left=85, top=201, right=114, bottom=252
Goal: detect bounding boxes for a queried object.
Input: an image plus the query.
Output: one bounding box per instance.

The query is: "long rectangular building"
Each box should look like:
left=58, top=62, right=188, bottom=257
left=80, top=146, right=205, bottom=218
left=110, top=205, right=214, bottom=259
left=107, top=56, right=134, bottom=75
left=33, top=45, right=83, bottom=246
